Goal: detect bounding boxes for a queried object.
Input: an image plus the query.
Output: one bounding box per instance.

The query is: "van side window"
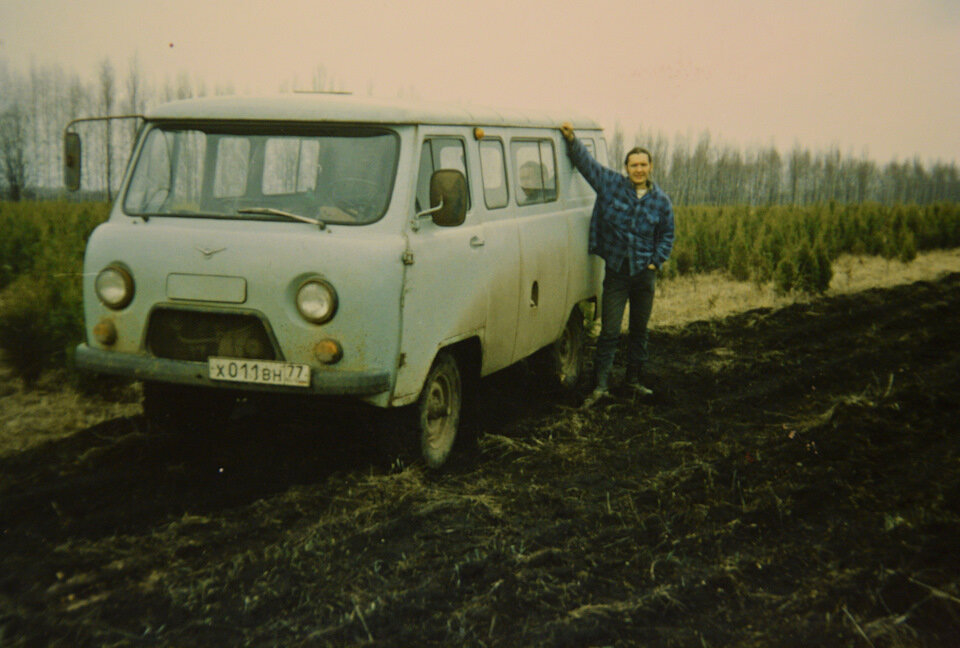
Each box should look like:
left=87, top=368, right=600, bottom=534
left=539, top=140, right=557, bottom=200
left=479, top=139, right=508, bottom=209
left=512, top=139, right=557, bottom=206
left=416, top=137, right=470, bottom=213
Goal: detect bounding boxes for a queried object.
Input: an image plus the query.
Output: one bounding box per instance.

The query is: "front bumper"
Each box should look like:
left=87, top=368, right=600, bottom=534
left=74, top=344, right=391, bottom=396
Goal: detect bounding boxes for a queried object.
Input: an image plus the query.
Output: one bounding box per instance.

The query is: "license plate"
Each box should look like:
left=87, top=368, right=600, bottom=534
left=209, top=357, right=311, bottom=388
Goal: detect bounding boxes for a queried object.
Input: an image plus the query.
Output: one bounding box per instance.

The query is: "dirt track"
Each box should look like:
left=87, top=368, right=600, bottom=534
left=2, top=273, right=960, bottom=647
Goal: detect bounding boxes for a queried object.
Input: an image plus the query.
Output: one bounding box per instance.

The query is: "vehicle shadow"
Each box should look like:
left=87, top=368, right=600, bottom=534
left=0, top=396, right=396, bottom=543
left=0, top=364, right=569, bottom=544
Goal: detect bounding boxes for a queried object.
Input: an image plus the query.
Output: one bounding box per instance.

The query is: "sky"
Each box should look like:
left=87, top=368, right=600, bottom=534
left=2, top=0, right=959, bottom=164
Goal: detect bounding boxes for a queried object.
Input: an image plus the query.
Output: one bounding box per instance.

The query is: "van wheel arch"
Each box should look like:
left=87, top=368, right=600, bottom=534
left=415, top=338, right=480, bottom=469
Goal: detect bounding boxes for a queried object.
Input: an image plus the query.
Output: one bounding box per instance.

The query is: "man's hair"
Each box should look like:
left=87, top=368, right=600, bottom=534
left=624, top=147, right=653, bottom=167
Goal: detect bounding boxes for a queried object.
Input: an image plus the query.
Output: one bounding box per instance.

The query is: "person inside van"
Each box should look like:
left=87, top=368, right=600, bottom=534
left=518, top=160, right=546, bottom=204
left=560, top=122, right=675, bottom=407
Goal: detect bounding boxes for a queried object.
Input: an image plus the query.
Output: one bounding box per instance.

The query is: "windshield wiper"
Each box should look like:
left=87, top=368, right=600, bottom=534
left=237, top=207, right=326, bottom=230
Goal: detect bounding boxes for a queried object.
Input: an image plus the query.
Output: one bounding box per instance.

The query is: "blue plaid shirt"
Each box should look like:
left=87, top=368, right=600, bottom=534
left=566, top=137, right=675, bottom=275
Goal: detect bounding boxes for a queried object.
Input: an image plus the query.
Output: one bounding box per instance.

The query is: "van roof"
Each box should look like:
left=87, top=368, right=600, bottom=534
left=147, top=94, right=602, bottom=130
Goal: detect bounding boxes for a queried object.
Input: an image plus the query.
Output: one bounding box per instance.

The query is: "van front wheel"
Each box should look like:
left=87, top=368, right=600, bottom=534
left=417, top=351, right=462, bottom=469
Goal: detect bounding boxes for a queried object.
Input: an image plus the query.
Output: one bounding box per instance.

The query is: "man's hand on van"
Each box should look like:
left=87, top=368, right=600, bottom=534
left=560, top=122, right=575, bottom=142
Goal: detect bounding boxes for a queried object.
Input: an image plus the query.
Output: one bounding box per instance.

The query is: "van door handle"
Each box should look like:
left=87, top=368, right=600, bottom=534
left=469, top=236, right=485, bottom=248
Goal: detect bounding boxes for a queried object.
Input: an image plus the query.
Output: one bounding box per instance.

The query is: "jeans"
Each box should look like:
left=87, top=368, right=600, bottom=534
left=594, top=266, right=656, bottom=388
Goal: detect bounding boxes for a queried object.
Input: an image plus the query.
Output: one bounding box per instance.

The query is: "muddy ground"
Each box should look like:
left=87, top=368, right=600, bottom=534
left=2, top=274, right=960, bottom=647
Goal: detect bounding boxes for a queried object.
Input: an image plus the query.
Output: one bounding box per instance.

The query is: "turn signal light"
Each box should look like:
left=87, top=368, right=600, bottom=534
left=314, top=339, right=342, bottom=364
left=93, top=319, right=117, bottom=346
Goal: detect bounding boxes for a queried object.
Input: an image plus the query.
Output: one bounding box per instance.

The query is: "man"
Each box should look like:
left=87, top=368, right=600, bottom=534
left=560, top=122, right=674, bottom=406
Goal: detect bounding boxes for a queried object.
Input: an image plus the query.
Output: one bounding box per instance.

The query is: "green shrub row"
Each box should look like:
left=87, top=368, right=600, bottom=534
left=665, top=202, right=960, bottom=294
left=0, top=201, right=110, bottom=383
left=1, top=200, right=959, bottom=382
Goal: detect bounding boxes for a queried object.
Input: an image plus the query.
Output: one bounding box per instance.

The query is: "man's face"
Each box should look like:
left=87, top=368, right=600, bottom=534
left=626, top=152, right=652, bottom=187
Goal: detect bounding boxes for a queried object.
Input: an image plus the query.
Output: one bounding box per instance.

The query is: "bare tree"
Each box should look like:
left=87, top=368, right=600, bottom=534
left=690, top=131, right=711, bottom=204
left=125, top=53, right=147, bottom=143
left=99, top=58, right=116, bottom=200
left=0, top=100, right=31, bottom=201
left=312, top=65, right=329, bottom=92
left=2, top=56, right=958, bottom=205
left=787, top=147, right=807, bottom=204
left=668, top=135, right=691, bottom=205
left=608, top=122, right=624, bottom=172
left=758, top=147, right=782, bottom=205
left=175, top=71, right=193, bottom=100
left=214, top=81, right=236, bottom=96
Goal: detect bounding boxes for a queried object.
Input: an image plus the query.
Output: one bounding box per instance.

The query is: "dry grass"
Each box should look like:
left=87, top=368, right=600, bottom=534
left=650, top=248, right=960, bottom=329
left=0, top=367, right=140, bottom=458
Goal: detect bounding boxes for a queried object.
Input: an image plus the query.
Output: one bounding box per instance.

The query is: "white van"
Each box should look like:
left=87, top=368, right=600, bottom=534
left=66, top=94, right=606, bottom=467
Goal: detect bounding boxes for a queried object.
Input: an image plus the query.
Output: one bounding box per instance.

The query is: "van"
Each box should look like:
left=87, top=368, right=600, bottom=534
left=65, top=94, right=606, bottom=467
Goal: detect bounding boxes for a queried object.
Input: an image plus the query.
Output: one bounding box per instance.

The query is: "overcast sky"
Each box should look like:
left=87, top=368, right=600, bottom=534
left=2, top=0, right=958, bottom=163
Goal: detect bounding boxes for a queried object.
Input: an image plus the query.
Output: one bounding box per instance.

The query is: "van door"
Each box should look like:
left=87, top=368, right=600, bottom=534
left=511, top=137, right=570, bottom=361
left=393, top=133, right=487, bottom=404
left=474, top=136, right=521, bottom=374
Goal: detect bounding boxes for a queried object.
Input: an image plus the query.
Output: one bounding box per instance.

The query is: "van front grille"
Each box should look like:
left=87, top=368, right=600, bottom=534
left=146, top=308, right=277, bottom=362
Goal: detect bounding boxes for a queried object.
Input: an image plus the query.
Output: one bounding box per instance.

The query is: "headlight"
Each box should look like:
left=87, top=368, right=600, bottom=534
left=95, top=265, right=134, bottom=309
left=296, top=279, right=337, bottom=324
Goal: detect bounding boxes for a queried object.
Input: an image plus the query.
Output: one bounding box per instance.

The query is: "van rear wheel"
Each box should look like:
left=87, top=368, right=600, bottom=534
left=417, top=351, right=462, bottom=469
left=536, top=310, right=586, bottom=392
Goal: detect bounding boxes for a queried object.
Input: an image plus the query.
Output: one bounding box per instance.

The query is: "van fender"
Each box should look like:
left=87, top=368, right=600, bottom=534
left=390, top=333, right=483, bottom=407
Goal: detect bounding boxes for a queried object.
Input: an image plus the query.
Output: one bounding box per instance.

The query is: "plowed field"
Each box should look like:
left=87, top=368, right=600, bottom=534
left=3, top=274, right=960, bottom=647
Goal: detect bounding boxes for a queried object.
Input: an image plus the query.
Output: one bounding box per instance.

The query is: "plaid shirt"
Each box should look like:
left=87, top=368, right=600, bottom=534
left=566, top=137, right=675, bottom=275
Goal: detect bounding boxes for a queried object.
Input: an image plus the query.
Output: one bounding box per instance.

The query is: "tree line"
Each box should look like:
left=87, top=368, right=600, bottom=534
left=0, top=56, right=237, bottom=202
left=608, top=125, right=960, bottom=206
left=2, top=57, right=959, bottom=205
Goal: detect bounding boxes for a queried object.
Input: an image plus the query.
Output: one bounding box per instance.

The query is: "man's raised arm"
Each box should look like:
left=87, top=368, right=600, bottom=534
left=560, top=121, right=614, bottom=192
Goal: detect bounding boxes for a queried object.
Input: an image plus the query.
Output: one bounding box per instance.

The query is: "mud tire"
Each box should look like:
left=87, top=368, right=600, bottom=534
left=417, top=351, right=463, bottom=469
left=535, top=309, right=586, bottom=392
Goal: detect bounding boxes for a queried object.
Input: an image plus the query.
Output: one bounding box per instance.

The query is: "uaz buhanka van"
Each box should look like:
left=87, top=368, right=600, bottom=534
left=65, top=94, right=606, bottom=468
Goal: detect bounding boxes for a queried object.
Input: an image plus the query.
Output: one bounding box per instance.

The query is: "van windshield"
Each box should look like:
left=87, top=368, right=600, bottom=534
left=123, top=124, right=399, bottom=225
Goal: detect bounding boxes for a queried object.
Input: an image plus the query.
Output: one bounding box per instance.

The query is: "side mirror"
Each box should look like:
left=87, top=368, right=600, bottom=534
left=429, top=169, right=467, bottom=227
left=64, top=132, right=81, bottom=191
